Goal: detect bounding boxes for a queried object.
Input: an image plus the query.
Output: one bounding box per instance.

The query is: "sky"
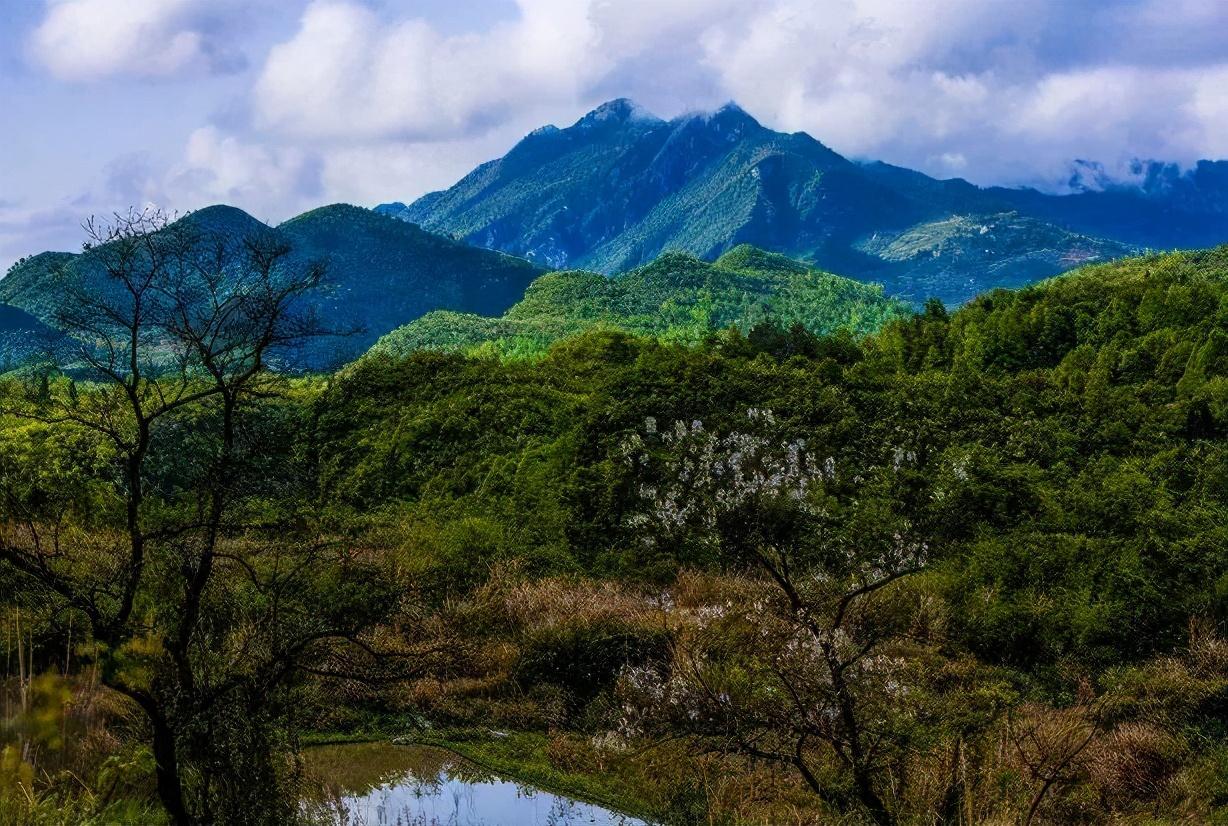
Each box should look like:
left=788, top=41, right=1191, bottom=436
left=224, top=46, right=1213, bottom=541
left=2, top=0, right=1228, bottom=273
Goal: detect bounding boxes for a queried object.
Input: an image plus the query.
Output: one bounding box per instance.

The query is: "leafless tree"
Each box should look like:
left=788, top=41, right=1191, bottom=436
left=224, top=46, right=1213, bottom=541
left=0, top=209, right=397, bottom=824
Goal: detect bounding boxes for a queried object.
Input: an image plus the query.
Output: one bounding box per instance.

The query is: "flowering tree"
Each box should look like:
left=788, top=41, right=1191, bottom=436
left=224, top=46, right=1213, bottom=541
left=620, top=410, right=929, bottom=824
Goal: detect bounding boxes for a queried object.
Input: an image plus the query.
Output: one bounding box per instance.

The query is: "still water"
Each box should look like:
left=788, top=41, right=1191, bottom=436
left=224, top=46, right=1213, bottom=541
left=302, top=742, right=648, bottom=826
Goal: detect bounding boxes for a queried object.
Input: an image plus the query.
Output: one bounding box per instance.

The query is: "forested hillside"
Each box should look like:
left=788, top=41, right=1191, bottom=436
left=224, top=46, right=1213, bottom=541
left=0, top=303, right=58, bottom=371
left=369, top=244, right=909, bottom=358
left=309, top=245, right=1228, bottom=821
left=379, top=99, right=1225, bottom=304
left=0, top=204, right=543, bottom=369
left=4, top=243, right=1228, bottom=824
left=329, top=246, right=1228, bottom=655
left=6, top=2, right=1227, bottom=823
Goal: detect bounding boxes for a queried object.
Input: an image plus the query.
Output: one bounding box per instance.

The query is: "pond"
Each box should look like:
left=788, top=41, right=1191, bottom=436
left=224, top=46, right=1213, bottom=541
left=301, top=741, right=649, bottom=826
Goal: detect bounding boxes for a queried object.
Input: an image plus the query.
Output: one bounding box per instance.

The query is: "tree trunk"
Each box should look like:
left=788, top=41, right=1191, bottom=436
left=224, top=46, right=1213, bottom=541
left=150, top=710, right=192, bottom=826
left=824, top=644, right=894, bottom=825
left=853, top=767, right=894, bottom=826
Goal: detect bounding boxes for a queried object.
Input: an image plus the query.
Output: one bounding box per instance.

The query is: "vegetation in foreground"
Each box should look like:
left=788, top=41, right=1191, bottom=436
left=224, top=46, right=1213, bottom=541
left=2, top=216, right=1228, bottom=824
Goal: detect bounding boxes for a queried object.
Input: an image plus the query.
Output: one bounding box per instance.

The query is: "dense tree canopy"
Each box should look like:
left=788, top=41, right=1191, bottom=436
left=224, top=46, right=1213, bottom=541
left=4, top=243, right=1228, bottom=824
left=324, top=248, right=1228, bottom=674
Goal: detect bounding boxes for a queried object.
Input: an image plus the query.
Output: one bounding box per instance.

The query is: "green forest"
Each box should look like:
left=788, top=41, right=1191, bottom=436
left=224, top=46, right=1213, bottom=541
left=2, top=214, right=1227, bottom=825
left=369, top=244, right=909, bottom=359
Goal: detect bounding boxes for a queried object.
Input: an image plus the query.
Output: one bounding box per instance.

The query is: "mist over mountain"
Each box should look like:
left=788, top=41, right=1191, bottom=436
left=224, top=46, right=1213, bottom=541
left=378, top=99, right=1228, bottom=305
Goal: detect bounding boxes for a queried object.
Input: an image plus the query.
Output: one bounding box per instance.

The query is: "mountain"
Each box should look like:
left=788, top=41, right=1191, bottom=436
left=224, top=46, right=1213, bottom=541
left=378, top=99, right=1227, bottom=305
left=852, top=212, right=1137, bottom=299
left=0, top=252, right=78, bottom=321
left=0, top=302, right=61, bottom=371
left=0, top=204, right=544, bottom=369
left=367, top=244, right=909, bottom=359
left=984, top=159, right=1228, bottom=250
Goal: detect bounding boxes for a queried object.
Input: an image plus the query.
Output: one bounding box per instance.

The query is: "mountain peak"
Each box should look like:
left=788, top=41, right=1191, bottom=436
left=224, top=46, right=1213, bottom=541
left=179, top=204, right=270, bottom=237
left=715, top=101, right=754, bottom=120
left=672, top=100, right=762, bottom=136
left=281, top=202, right=373, bottom=224
left=383, top=98, right=1228, bottom=306
left=709, top=101, right=760, bottom=132
left=575, top=98, right=663, bottom=129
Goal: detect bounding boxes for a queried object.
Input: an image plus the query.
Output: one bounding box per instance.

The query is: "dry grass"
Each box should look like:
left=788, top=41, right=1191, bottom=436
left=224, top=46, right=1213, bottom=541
left=476, top=568, right=667, bottom=631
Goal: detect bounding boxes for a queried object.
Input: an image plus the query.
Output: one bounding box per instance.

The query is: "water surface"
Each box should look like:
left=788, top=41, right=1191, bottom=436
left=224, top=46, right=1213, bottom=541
left=302, top=741, right=647, bottom=826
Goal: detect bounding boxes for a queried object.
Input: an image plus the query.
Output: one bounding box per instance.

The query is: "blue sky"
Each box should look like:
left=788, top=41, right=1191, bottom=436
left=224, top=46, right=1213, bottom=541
left=2, top=0, right=1228, bottom=272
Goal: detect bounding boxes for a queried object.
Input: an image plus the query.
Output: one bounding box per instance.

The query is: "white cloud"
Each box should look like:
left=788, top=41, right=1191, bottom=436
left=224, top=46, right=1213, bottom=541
left=162, top=127, right=320, bottom=219
left=13, top=0, right=1228, bottom=271
left=244, top=0, right=1228, bottom=191
left=254, top=0, right=603, bottom=141
left=936, top=152, right=968, bottom=172
left=315, top=128, right=532, bottom=206
left=1186, top=66, right=1228, bottom=154
left=29, top=0, right=244, bottom=80
left=666, top=0, right=1228, bottom=185
left=94, top=126, right=506, bottom=229
left=0, top=200, right=89, bottom=274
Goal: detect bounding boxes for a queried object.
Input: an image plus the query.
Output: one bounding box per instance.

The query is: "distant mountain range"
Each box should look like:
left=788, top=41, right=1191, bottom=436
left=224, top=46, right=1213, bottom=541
left=368, top=244, right=909, bottom=360
left=377, top=99, right=1228, bottom=304
left=0, top=204, right=543, bottom=369
left=5, top=99, right=1226, bottom=373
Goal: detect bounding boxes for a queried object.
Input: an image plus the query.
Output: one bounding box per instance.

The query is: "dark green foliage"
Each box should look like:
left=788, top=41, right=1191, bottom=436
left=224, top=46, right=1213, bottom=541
left=0, top=303, right=59, bottom=371
left=0, top=252, right=76, bottom=319
left=278, top=204, right=543, bottom=365
left=0, top=204, right=544, bottom=369
left=367, top=245, right=909, bottom=358
left=319, top=246, right=1228, bottom=676
left=853, top=212, right=1137, bottom=300
left=513, top=623, right=670, bottom=716
left=9, top=240, right=1228, bottom=821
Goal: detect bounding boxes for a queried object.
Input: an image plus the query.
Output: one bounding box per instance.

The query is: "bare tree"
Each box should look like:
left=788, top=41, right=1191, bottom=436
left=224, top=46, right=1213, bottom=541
left=0, top=209, right=396, bottom=824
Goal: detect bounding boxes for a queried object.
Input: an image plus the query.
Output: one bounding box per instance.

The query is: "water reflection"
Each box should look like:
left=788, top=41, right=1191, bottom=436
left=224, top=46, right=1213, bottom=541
left=302, top=742, right=647, bottom=826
